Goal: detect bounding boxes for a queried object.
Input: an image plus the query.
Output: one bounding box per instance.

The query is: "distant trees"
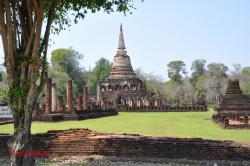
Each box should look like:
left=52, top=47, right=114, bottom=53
left=49, top=48, right=86, bottom=97
left=88, top=58, right=112, bottom=93
left=239, top=67, right=250, bottom=95
left=51, top=48, right=86, bottom=90
left=201, top=63, right=228, bottom=104
left=167, top=60, right=186, bottom=83
left=190, top=59, right=206, bottom=87
left=163, top=60, right=237, bottom=105
left=135, top=68, right=164, bottom=95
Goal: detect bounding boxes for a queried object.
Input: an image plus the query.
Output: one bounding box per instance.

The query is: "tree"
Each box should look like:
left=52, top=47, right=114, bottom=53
left=203, top=63, right=228, bottom=104
left=230, top=63, right=242, bottom=80
left=48, top=65, right=76, bottom=99
left=89, top=58, right=112, bottom=93
left=167, top=60, right=186, bottom=83
left=207, top=63, right=228, bottom=78
left=190, top=59, right=206, bottom=86
left=240, top=67, right=250, bottom=95
left=50, top=47, right=86, bottom=93
left=135, top=68, right=164, bottom=95
left=0, top=1, right=138, bottom=165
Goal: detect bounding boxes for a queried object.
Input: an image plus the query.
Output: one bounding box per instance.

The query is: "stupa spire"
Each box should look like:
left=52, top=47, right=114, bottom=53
left=118, top=24, right=126, bottom=49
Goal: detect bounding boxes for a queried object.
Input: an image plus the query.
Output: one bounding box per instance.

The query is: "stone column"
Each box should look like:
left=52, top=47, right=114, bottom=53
left=45, top=78, right=52, bottom=114
left=52, top=83, right=57, bottom=112
left=67, top=80, right=73, bottom=112
left=56, top=96, right=64, bottom=112
left=83, top=82, right=89, bottom=110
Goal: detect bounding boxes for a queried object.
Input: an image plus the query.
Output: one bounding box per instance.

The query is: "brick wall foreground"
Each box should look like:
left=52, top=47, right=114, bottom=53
left=0, top=129, right=249, bottom=161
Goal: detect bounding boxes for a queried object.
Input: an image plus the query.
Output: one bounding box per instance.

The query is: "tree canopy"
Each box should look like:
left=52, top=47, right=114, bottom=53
left=167, top=60, right=186, bottom=83
left=89, top=57, right=112, bottom=93
left=190, top=59, right=206, bottom=86
left=50, top=47, right=86, bottom=93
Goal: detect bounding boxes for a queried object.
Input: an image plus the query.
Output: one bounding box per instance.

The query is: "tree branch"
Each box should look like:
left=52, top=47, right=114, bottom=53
left=0, top=1, right=7, bottom=56
left=4, top=0, right=15, bottom=81
left=37, top=0, right=58, bottom=96
left=11, top=0, right=17, bottom=55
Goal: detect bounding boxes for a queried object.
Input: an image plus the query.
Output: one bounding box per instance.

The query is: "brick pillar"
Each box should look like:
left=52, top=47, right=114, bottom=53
left=77, top=94, right=83, bottom=111
left=45, top=78, right=52, bottom=114
left=52, top=83, right=57, bottom=112
left=56, top=96, right=64, bottom=112
left=83, top=82, right=88, bottom=110
left=244, top=116, right=249, bottom=125
left=96, top=85, right=101, bottom=106
left=67, top=80, right=73, bottom=112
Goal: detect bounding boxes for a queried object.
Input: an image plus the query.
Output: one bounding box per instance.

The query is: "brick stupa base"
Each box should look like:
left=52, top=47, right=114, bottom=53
left=213, top=79, right=250, bottom=129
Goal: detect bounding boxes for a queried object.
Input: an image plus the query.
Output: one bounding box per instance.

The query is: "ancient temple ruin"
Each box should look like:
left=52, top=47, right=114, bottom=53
left=213, top=79, right=250, bottom=128
left=97, top=25, right=150, bottom=109
left=34, top=25, right=207, bottom=118
left=33, top=79, right=117, bottom=122
left=96, top=25, right=207, bottom=112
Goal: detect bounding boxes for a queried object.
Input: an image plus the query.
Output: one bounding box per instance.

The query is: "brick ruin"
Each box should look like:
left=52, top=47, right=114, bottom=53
left=31, top=25, right=208, bottom=122
left=0, top=129, right=249, bottom=161
left=97, top=25, right=207, bottom=112
left=33, top=79, right=117, bottom=122
left=213, top=79, right=250, bottom=128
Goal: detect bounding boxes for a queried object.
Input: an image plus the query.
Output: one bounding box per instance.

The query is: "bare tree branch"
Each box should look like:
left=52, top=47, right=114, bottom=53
left=37, top=0, right=58, bottom=96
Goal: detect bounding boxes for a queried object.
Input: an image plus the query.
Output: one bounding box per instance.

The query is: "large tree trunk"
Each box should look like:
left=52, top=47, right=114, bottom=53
left=8, top=105, right=35, bottom=166
left=8, top=131, right=35, bottom=166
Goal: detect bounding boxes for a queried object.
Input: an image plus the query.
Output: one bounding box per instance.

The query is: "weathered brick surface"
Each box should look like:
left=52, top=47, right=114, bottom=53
left=213, top=79, right=250, bottom=129
left=32, top=110, right=117, bottom=122
left=0, top=129, right=249, bottom=161
left=117, top=106, right=207, bottom=112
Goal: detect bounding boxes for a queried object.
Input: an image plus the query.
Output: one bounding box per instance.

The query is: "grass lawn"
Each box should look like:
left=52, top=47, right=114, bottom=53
left=0, top=108, right=249, bottom=142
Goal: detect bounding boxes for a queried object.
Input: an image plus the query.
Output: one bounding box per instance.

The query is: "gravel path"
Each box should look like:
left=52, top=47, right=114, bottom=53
left=1, top=155, right=250, bottom=166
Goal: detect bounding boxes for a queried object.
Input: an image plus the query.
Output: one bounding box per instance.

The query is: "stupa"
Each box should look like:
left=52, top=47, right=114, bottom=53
left=213, top=79, right=250, bottom=126
left=97, top=25, right=149, bottom=107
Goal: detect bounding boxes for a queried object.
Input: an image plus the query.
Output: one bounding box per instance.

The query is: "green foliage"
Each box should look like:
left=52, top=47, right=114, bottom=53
left=207, top=63, right=228, bottom=77
left=7, top=84, right=28, bottom=99
left=167, top=60, right=186, bottom=83
left=190, top=59, right=206, bottom=86
left=163, top=80, right=177, bottom=102
left=89, top=58, right=112, bottom=93
left=51, top=47, right=86, bottom=92
left=48, top=65, right=77, bottom=99
left=195, top=74, right=206, bottom=97
left=242, top=67, right=250, bottom=76
left=241, top=67, right=250, bottom=96
left=197, top=63, right=229, bottom=103
left=135, top=68, right=164, bottom=95
left=0, top=73, right=2, bottom=82
left=242, top=82, right=250, bottom=96
left=0, top=86, right=8, bottom=101
left=50, top=0, right=139, bottom=34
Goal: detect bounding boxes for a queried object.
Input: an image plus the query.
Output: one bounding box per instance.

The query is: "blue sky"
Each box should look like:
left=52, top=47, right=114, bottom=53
left=1, top=0, right=250, bottom=81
